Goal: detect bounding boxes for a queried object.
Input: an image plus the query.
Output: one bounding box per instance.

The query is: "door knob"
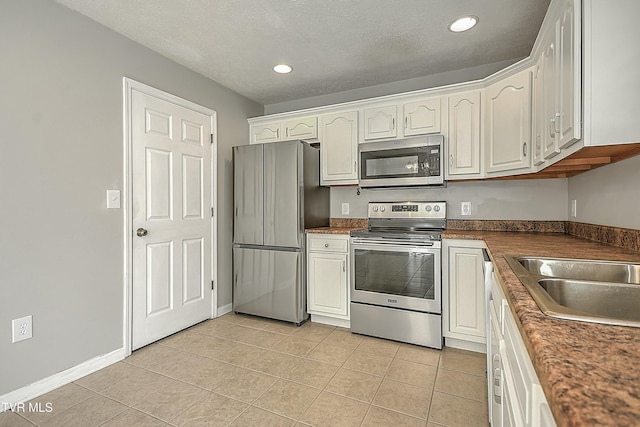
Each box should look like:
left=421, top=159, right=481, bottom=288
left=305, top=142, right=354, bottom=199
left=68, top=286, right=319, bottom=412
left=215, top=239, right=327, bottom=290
left=136, top=228, right=148, bottom=237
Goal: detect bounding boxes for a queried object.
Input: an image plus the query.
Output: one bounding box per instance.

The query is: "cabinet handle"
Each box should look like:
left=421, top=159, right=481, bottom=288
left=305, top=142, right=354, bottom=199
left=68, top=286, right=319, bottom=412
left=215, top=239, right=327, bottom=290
left=404, top=117, right=408, bottom=129
left=554, top=112, right=561, bottom=133
left=286, top=127, right=289, bottom=137
left=449, top=153, right=453, bottom=168
left=354, top=161, right=357, bottom=172
left=522, top=142, right=527, bottom=157
left=276, top=128, right=280, bottom=138
left=342, top=260, right=346, bottom=272
left=493, top=367, right=502, bottom=404
left=392, top=117, right=395, bottom=129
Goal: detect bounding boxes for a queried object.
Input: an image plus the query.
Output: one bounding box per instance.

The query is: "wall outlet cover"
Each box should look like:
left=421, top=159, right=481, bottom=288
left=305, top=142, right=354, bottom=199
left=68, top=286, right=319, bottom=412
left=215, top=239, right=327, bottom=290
left=341, top=202, right=350, bottom=215
left=12, top=315, right=33, bottom=343
left=461, top=201, right=472, bottom=216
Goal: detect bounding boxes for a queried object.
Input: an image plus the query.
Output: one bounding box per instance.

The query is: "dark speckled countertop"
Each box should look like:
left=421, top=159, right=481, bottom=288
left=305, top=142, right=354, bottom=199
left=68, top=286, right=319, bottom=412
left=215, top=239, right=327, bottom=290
left=306, top=218, right=367, bottom=235
left=443, top=230, right=640, bottom=427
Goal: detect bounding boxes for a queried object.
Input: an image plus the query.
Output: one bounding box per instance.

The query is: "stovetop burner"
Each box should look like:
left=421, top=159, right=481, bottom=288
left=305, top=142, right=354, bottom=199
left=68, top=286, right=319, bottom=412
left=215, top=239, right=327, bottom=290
left=350, top=201, right=447, bottom=242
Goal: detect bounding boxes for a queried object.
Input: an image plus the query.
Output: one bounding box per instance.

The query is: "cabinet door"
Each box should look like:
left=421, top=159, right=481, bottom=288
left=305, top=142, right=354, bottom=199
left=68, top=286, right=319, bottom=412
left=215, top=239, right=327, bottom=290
left=448, top=247, right=486, bottom=338
left=251, top=123, right=281, bottom=144
left=320, top=111, right=358, bottom=184
left=448, top=91, right=481, bottom=176
left=542, top=37, right=561, bottom=159
left=557, top=0, right=581, bottom=149
left=532, top=57, right=546, bottom=166
left=283, top=117, right=318, bottom=140
left=363, top=105, right=397, bottom=140
left=485, top=70, right=532, bottom=174
left=403, top=97, right=441, bottom=136
left=308, top=252, right=348, bottom=316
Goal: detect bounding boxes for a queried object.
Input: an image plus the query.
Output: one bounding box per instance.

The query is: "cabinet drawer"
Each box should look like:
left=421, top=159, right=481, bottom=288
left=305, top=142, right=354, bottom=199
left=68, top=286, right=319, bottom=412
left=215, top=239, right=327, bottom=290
left=503, top=308, right=538, bottom=427
left=308, top=236, right=348, bottom=253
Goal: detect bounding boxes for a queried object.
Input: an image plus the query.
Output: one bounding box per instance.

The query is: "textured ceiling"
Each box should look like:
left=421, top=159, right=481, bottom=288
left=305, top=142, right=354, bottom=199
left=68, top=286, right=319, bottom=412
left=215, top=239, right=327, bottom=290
left=55, top=0, right=551, bottom=106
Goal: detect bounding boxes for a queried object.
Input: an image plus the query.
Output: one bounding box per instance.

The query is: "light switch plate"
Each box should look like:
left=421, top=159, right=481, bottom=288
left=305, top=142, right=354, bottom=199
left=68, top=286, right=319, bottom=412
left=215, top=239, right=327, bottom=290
left=107, top=190, right=121, bottom=209
left=341, top=203, right=350, bottom=215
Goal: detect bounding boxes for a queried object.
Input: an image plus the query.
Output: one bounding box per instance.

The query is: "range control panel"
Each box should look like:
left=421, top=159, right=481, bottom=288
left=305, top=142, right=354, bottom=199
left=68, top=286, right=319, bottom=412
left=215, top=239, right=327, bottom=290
left=368, top=202, right=446, bottom=219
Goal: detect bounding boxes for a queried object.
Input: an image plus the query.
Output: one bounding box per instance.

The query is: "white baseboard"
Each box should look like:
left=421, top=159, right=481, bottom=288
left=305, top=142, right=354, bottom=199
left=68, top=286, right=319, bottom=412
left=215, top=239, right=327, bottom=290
left=445, top=337, right=487, bottom=354
left=310, top=314, right=350, bottom=329
left=0, top=348, right=125, bottom=411
left=217, top=303, right=233, bottom=317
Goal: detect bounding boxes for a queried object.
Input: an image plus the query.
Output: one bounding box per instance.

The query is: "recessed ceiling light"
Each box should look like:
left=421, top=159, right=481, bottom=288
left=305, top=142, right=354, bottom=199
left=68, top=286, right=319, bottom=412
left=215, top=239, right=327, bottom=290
left=273, top=64, right=292, bottom=74
left=449, top=16, right=478, bottom=32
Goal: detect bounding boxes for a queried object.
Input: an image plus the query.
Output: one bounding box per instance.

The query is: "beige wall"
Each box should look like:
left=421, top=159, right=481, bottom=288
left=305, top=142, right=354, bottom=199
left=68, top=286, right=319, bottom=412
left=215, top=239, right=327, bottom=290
left=331, top=179, right=569, bottom=220
left=567, top=155, right=640, bottom=230
left=0, top=0, right=262, bottom=395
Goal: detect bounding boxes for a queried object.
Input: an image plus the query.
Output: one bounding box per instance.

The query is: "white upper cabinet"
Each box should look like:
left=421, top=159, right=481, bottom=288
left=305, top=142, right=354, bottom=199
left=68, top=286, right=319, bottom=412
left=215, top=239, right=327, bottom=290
left=542, top=34, right=561, bottom=159
left=532, top=57, right=546, bottom=166
left=250, top=117, right=318, bottom=144
left=320, top=111, right=358, bottom=185
left=447, top=91, right=482, bottom=177
left=283, top=116, right=318, bottom=140
left=556, top=0, right=580, bottom=148
left=532, top=0, right=581, bottom=157
left=362, top=105, right=397, bottom=140
left=484, top=69, right=533, bottom=175
left=361, top=97, right=442, bottom=142
left=251, top=123, right=281, bottom=144
left=403, top=97, right=442, bottom=137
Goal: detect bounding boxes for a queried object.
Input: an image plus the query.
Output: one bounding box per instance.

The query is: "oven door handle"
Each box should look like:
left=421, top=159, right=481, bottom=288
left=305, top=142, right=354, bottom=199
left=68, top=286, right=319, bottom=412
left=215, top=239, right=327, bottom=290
left=351, top=238, right=437, bottom=247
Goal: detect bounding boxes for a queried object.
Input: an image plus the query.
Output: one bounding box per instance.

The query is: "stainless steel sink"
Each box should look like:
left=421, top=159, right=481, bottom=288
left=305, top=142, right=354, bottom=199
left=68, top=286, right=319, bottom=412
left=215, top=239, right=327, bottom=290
left=505, top=256, right=640, bottom=327
left=517, top=257, right=640, bottom=285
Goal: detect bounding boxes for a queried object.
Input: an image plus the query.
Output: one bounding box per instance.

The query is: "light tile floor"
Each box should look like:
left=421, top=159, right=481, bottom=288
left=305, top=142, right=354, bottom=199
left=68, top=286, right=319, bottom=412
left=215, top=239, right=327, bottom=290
left=1, top=313, right=489, bottom=427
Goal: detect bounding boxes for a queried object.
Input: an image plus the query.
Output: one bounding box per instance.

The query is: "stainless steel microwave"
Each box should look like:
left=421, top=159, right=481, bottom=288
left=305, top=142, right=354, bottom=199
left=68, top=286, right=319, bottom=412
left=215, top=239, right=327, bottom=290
left=358, top=135, right=444, bottom=188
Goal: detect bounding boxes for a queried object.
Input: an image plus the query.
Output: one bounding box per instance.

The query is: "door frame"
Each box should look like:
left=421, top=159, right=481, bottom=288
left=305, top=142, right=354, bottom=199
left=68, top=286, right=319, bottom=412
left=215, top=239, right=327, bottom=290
left=122, top=77, right=217, bottom=356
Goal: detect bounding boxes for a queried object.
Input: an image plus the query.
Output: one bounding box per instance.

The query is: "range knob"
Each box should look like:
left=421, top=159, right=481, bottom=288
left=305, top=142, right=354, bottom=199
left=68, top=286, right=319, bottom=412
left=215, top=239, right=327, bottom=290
left=434, top=205, right=441, bottom=212
left=372, top=206, right=379, bottom=212
left=380, top=206, right=386, bottom=212
left=425, top=205, right=432, bottom=212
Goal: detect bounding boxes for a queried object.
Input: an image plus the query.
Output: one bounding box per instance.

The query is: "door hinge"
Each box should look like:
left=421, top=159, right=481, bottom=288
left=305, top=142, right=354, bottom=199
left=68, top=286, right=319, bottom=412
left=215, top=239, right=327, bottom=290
left=210, top=134, right=214, bottom=144
left=211, top=280, right=215, bottom=290
left=211, top=207, right=214, bottom=217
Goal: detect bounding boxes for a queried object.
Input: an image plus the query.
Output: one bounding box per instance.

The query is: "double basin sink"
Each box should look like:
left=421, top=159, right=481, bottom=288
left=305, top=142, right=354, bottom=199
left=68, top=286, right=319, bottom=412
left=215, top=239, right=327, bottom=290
left=504, top=256, right=640, bottom=328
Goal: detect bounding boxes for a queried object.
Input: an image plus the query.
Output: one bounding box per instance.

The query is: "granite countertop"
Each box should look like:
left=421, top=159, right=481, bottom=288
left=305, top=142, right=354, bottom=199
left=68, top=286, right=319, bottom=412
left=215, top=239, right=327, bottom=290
left=443, top=230, right=640, bottom=427
left=305, top=226, right=363, bottom=235
left=306, top=218, right=367, bottom=235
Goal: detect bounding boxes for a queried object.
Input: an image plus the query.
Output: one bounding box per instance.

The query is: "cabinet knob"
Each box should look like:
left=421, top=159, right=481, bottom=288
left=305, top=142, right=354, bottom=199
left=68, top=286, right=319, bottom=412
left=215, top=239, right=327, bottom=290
left=324, top=243, right=329, bottom=248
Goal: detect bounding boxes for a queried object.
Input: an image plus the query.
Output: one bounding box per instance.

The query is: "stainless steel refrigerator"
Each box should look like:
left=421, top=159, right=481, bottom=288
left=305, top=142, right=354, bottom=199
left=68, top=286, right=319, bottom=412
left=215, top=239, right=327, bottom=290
left=232, top=140, right=329, bottom=325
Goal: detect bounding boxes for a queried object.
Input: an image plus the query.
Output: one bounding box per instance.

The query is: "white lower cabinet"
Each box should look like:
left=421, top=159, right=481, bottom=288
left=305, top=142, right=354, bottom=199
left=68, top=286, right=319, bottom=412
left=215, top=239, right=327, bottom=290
left=489, top=276, right=556, bottom=427
left=306, top=234, right=350, bottom=327
left=443, top=239, right=486, bottom=352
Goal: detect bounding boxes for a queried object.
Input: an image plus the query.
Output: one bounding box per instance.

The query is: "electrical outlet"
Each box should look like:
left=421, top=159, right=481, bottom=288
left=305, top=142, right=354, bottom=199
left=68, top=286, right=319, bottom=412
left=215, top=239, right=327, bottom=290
left=12, top=315, right=32, bottom=343
left=461, top=201, right=472, bottom=216
left=341, top=202, right=350, bottom=215
left=571, top=199, right=577, bottom=218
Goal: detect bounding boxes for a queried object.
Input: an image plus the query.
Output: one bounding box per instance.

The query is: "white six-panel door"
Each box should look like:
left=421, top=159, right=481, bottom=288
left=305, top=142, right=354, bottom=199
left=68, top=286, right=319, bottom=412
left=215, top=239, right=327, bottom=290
left=131, top=89, right=213, bottom=350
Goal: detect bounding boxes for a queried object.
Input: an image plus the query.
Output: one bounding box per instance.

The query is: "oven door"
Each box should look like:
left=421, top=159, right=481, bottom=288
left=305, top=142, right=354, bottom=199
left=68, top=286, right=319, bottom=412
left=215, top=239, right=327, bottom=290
left=350, top=239, right=441, bottom=314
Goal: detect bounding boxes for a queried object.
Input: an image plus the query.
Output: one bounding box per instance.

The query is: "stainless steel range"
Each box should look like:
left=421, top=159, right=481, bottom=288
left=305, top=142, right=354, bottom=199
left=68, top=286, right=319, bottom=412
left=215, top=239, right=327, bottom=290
left=350, top=201, right=446, bottom=349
